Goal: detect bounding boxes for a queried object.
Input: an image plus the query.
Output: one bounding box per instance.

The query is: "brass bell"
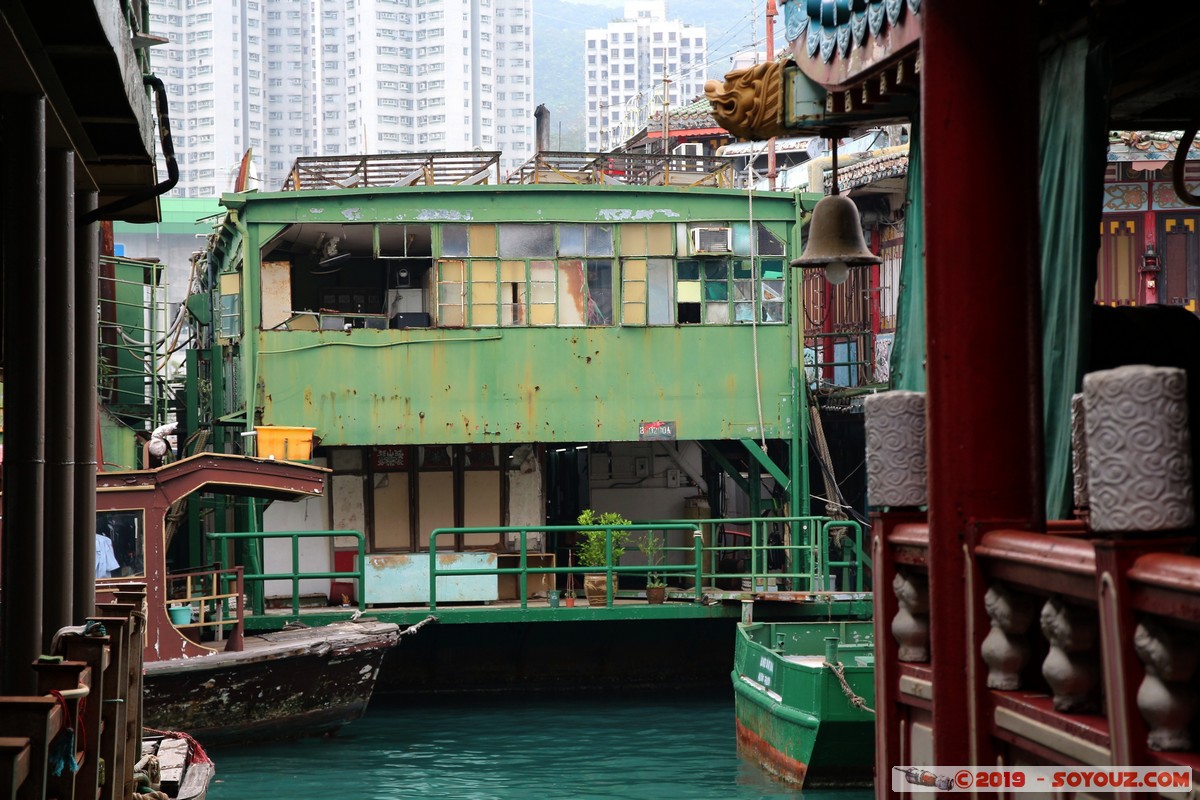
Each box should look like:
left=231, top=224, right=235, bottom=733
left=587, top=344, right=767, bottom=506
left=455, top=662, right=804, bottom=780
left=791, top=194, right=881, bottom=285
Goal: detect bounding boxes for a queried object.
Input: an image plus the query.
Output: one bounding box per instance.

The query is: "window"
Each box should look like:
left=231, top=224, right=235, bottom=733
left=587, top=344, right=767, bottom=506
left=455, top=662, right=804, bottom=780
left=218, top=271, right=241, bottom=338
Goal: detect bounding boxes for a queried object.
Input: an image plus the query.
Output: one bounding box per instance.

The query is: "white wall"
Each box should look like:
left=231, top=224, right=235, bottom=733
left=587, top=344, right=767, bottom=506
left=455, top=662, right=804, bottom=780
left=262, top=457, right=333, bottom=599
left=588, top=441, right=705, bottom=570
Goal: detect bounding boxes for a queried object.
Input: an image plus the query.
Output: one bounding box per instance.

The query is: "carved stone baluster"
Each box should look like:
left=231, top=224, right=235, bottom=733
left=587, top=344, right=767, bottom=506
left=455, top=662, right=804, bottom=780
left=1040, top=596, right=1101, bottom=712
left=1134, top=618, right=1200, bottom=751
left=981, top=583, right=1038, bottom=690
left=892, top=568, right=929, bottom=662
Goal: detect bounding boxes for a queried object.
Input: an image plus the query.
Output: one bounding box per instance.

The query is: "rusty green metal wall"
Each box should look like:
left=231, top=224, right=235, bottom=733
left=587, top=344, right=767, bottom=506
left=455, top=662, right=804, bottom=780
left=257, top=325, right=793, bottom=444
left=208, top=184, right=801, bottom=445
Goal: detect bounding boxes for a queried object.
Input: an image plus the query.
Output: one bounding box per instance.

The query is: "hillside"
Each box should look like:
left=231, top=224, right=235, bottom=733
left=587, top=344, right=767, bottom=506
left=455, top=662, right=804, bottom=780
left=532, top=0, right=775, bottom=150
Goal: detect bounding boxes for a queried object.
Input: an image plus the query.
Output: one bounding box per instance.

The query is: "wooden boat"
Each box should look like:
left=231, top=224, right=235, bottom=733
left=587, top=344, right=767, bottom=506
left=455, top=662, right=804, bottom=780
left=140, top=620, right=403, bottom=745
left=96, top=454, right=410, bottom=746
left=732, top=620, right=874, bottom=788
left=138, top=731, right=215, bottom=800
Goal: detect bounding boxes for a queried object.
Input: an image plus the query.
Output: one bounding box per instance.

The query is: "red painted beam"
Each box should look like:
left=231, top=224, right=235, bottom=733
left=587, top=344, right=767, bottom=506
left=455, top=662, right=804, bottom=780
left=921, top=0, right=1044, bottom=769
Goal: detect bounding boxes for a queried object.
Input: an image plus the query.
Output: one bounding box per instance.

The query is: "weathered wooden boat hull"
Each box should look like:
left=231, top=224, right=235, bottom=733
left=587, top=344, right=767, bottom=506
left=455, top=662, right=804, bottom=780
left=732, top=620, right=875, bottom=788
left=140, top=733, right=215, bottom=800
left=143, top=621, right=401, bottom=746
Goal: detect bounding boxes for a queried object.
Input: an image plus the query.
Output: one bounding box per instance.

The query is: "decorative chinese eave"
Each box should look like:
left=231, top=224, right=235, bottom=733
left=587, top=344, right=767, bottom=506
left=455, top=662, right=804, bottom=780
left=783, top=0, right=922, bottom=114
left=704, top=0, right=920, bottom=142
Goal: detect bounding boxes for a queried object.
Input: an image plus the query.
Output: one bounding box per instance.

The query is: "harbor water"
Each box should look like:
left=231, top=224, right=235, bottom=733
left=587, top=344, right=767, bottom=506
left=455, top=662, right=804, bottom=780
left=206, top=691, right=874, bottom=799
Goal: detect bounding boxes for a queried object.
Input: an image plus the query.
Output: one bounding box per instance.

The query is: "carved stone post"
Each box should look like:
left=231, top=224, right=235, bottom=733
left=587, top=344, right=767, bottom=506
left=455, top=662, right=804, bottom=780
left=864, top=391, right=927, bottom=509
left=1083, top=365, right=1194, bottom=533
left=1070, top=393, right=1089, bottom=512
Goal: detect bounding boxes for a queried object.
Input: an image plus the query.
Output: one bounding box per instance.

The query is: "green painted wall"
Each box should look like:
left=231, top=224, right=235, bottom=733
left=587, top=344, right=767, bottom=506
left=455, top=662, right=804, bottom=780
left=208, top=184, right=803, bottom=446
left=257, top=325, right=793, bottom=444
left=231, top=184, right=797, bottom=228
left=113, top=196, right=224, bottom=236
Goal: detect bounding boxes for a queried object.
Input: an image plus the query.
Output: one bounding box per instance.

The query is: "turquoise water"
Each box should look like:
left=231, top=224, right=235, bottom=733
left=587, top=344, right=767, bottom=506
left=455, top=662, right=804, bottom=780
left=206, top=692, right=874, bottom=799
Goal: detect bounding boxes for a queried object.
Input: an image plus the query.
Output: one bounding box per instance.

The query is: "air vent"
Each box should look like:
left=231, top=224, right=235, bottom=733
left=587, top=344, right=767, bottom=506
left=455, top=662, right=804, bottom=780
left=690, top=227, right=732, bottom=255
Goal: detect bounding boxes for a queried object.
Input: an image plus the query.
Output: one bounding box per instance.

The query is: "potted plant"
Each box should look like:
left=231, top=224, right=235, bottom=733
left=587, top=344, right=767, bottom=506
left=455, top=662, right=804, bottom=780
left=576, top=509, right=632, bottom=607
left=640, top=531, right=668, bottom=605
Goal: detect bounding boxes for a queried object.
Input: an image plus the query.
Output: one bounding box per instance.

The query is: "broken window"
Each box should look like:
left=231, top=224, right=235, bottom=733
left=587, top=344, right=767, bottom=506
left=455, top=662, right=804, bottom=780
left=557, top=258, right=614, bottom=326
left=622, top=257, right=673, bottom=325
left=499, top=260, right=526, bottom=326
left=761, top=259, right=786, bottom=322
left=676, top=258, right=701, bottom=323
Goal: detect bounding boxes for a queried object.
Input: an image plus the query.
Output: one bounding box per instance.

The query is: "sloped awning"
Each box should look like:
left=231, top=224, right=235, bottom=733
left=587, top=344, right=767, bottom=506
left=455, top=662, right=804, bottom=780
left=96, top=452, right=329, bottom=506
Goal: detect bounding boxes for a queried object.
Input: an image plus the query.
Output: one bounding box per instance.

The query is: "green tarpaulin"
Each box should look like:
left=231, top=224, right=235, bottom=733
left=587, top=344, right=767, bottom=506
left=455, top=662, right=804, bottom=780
left=890, top=116, right=925, bottom=392
left=1040, top=36, right=1108, bottom=519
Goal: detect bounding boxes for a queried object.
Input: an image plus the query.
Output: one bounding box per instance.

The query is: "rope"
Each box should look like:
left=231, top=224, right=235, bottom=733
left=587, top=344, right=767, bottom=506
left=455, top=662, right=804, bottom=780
left=143, top=728, right=212, bottom=766
left=746, top=160, right=767, bottom=451
left=809, top=405, right=846, bottom=522
left=824, top=660, right=875, bottom=715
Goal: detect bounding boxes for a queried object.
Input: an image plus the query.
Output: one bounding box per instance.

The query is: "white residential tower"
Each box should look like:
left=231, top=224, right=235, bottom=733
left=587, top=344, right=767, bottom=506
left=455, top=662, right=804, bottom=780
left=583, top=0, right=706, bottom=152
left=148, top=0, right=535, bottom=196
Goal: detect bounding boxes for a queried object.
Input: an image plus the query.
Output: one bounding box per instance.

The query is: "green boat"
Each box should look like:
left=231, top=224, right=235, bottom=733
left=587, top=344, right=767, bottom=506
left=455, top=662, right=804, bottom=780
left=732, top=620, right=875, bottom=787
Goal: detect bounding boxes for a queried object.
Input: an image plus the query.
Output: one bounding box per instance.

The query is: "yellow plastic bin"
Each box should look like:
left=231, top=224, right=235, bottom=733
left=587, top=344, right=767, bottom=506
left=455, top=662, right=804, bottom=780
left=255, top=426, right=316, bottom=461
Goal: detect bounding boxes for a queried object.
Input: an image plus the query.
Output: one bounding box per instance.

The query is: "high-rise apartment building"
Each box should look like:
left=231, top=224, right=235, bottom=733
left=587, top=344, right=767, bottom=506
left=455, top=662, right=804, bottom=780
left=583, top=0, right=706, bottom=152
left=148, top=0, right=535, bottom=196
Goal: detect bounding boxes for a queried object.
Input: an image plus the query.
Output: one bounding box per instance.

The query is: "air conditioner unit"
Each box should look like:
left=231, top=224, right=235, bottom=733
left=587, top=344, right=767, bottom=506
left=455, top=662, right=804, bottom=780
left=673, top=142, right=703, bottom=157
left=690, top=227, right=732, bottom=255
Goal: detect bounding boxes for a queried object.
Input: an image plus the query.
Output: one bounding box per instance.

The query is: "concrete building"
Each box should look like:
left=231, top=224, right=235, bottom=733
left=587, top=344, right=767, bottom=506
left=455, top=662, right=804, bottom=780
left=147, top=0, right=535, bottom=195
left=583, top=0, right=706, bottom=152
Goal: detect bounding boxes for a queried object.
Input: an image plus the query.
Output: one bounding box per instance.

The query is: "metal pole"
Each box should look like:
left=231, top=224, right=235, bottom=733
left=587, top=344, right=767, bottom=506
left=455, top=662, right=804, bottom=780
left=74, top=190, right=99, bottom=622
left=44, top=149, right=76, bottom=643
left=766, top=0, right=778, bottom=190
left=922, top=0, right=1042, bottom=769
left=1, top=95, right=47, bottom=694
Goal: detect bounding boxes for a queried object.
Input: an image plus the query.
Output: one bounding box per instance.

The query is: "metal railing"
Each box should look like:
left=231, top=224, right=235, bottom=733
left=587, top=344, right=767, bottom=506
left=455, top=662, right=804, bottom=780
left=207, top=529, right=367, bottom=615
left=505, top=151, right=737, bottom=188
left=428, top=524, right=705, bottom=610
left=207, top=517, right=871, bottom=617
left=651, top=515, right=870, bottom=594
left=164, top=564, right=245, bottom=648
left=281, top=152, right=503, bottom=190
left=426, top=516, right=872, bottom=610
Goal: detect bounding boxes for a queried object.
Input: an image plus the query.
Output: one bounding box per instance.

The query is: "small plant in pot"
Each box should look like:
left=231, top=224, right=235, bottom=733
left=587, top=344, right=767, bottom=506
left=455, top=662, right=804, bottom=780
left=576, top=509, right=632, bottom=607
left=640, top=532, right=668, bottom=605
left=565, top=552, right=577, bottom=608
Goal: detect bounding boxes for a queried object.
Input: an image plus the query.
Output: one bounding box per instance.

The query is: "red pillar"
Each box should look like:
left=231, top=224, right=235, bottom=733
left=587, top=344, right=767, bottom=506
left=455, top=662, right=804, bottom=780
left=921, top=0, right=1044, bottom=768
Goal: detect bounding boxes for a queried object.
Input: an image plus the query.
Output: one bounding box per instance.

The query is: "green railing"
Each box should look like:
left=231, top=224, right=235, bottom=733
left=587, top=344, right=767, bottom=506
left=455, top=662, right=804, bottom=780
left=427, top=516, right=872, bottom=610
left=206, top=517, right=871, bottom=616
left=672, top=515, right=870, bottom=593
left=428, top=524, right=705, bottom=610
left=207, top=529, right=367, bottom=615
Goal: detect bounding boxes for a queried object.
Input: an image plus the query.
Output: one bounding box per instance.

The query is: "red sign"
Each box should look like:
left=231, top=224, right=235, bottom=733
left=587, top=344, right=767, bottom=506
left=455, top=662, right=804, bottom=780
left=638, top=420, right=676, bottom=441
